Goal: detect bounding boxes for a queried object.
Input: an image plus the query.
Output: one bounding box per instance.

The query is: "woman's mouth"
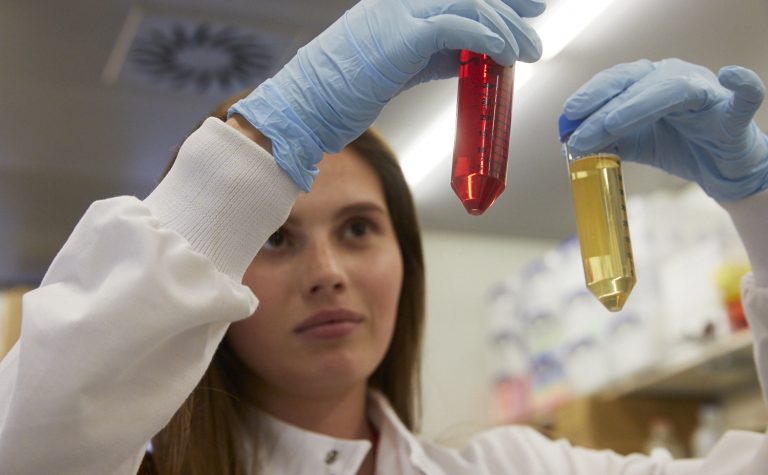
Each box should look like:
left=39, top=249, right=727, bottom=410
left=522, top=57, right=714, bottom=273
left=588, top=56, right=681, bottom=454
left=293, top=308, right=364, bottom=340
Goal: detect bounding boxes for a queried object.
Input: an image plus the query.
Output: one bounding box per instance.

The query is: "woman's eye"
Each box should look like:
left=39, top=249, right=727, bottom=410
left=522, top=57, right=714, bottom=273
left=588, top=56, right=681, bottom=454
left=264, top=229, right=287, bottom=249
left=344, top=219, right=373, bottom=239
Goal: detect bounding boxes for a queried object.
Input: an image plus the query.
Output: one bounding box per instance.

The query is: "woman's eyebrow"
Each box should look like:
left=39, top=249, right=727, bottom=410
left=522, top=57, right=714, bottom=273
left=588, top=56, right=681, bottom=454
left=334, top=202, right=387, bottom=220
left=283, top=202, right=387, bottom=227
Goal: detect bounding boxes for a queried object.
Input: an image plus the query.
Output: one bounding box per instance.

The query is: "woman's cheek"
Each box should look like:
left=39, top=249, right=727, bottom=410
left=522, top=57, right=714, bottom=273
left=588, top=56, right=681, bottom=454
left=370, top=250, right=403, bottom=319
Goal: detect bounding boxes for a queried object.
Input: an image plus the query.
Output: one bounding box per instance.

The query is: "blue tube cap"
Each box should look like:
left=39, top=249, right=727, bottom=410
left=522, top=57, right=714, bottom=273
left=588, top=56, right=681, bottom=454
left=558, top=114, right=584, bottom=143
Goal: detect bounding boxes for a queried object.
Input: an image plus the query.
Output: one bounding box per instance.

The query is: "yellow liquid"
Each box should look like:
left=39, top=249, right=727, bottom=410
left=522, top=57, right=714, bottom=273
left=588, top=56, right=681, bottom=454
left=569, top=154, right=635, bottom=312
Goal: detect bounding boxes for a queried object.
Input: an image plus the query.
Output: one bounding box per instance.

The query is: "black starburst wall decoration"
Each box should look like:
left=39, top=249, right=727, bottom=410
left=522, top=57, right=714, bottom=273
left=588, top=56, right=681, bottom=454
left=129, top=21, right=276, bottom=94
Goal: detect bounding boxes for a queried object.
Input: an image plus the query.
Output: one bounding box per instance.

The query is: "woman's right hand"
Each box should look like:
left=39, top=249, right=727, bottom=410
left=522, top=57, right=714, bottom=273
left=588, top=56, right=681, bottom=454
left=563, top=58, right=768, bottom=202
left=229, top=0, right=546, bottom=191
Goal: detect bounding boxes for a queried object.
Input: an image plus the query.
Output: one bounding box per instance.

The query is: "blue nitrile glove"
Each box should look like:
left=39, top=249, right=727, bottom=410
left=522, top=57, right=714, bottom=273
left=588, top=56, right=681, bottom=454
left=563, top=58, right=768, bottom=202
left=229, top=0, right=546, bottom=191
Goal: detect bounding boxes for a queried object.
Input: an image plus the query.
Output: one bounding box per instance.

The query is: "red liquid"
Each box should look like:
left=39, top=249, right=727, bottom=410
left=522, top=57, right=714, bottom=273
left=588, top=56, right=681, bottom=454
left=451, top=50, right=514, bottom=215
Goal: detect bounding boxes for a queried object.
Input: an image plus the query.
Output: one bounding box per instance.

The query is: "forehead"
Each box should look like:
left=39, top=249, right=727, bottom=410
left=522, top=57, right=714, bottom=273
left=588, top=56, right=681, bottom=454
left=290, top=148, right=388, bottom=217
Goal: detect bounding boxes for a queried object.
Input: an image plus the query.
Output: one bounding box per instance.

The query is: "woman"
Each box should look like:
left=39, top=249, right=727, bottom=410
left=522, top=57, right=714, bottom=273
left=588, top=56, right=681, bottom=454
left=145, top=103, right=426, bottom=474
left=2, top=0, right=768, bottom=473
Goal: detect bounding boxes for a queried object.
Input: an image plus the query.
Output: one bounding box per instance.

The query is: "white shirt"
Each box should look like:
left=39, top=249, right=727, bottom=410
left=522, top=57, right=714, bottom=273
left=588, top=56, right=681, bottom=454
left=0, top=118, right=767, bottom=474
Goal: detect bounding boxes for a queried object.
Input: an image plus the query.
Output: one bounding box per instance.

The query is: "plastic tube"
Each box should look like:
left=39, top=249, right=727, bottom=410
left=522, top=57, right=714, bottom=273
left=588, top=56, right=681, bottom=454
left=451, top=50, right=514, bottom=215
left=559, top=114, right=636, bottom=312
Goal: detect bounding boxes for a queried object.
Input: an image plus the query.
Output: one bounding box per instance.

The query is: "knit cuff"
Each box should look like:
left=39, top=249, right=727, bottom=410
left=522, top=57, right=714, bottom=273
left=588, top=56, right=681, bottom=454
left=143, top=117, right=299, bottom=281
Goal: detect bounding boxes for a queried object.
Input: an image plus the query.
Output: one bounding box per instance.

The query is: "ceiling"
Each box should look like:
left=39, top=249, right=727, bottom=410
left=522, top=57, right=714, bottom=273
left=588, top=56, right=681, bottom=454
left=1, top=0, right=767, bottom=285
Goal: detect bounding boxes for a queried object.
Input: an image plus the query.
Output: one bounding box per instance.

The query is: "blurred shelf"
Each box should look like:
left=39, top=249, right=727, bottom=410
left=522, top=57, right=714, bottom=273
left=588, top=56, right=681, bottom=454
left=597, top=330, right=756, bottom=400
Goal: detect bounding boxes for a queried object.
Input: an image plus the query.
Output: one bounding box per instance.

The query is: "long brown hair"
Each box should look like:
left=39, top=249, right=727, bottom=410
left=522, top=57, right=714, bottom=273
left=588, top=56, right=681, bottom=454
left=141, top=98, right=426, bottom=474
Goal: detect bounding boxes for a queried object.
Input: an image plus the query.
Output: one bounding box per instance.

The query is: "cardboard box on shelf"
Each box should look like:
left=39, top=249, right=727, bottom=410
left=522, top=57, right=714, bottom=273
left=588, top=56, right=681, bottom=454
left=542, top=396, right=705, bottom=456
left=1, top=287, right=27, bottom=359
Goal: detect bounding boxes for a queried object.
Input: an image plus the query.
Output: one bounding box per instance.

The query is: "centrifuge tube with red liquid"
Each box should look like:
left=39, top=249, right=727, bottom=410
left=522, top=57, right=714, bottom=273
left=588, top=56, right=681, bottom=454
left=451, top=50, right=515, bottom=215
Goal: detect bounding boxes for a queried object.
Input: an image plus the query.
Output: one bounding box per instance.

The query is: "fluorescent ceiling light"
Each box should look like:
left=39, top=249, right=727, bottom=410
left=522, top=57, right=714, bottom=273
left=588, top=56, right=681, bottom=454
left=397, top=101, right=456, bottom=187
left=536, top=0, right=617, bottom=60
left=399, top=0, right=617, bottom=187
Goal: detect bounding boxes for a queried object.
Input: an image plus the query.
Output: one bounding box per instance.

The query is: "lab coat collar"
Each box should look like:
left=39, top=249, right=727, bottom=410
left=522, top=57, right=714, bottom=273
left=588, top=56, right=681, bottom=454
left=367, top=390, right=436, bottom=472
left=246, top=389, right=436, bottom=474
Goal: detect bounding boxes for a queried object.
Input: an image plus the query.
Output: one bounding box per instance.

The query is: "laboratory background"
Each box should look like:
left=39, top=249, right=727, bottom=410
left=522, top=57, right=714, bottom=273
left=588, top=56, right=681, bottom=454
left=2, top=0, right=768, bottom=459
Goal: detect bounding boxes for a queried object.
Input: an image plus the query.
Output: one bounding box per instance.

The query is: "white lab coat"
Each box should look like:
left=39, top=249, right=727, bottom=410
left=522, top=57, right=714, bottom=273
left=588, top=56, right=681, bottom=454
left=252, top=389, right=767, bottom=474
left=0, top=118, right=766, bottom=474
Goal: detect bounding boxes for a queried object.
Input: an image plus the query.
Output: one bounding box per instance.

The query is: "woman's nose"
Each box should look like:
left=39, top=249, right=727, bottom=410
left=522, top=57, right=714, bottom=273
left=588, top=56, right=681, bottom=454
left=303, top=240, right=346, bottom=296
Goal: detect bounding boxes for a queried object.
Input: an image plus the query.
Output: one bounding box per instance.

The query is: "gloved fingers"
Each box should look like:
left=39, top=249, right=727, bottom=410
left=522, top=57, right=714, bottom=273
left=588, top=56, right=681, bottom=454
left=563, top=59, right=654, bottom=119
left=498, top=0, right=547, bottom=18
left=487, top=0, right=543, bottom=62
left=421, top=1, right=541, bottom=65
left=602, top=76, right=716, bottom=136
left=418, top=15, right=505, bottom=60
left=472, top=1, right=522, bottom=64
left=414, top=0, right=545, bottom=20
left=612, top=126, right=657, bottom=166
left=719, top=65, right=766, bottom=132
left=401, top=51, right=460, bottom=90
left=568, top=75, right=713, bottom=153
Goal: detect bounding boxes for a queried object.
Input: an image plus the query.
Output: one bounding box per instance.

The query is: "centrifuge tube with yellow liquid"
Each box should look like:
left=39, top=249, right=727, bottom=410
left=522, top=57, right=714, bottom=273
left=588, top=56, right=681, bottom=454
left=451, top=50, right=514, bottom=215
left=558, top=114, right=636, bottom=312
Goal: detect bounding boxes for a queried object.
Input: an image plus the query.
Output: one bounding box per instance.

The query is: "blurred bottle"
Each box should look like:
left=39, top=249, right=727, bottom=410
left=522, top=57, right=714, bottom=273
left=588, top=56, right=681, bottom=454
left=491, top=332, right=531, bottom=422
left=691, top=404, right=725, bottom=458
left=487, top=278, right=531, bottom=422
left=529, top=351, right=569, bottom=411
left=644, top=418, right=686, bottom=459
left=606, top=311, right=655, bottom=378
left=563, top=336, right=607, bottom=395
left=714, top=261, right=751, bottom=332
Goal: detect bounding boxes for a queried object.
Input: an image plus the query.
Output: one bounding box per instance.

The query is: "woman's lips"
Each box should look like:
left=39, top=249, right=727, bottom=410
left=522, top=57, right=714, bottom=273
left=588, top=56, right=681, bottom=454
left=294, top=309, right=364, bottom=340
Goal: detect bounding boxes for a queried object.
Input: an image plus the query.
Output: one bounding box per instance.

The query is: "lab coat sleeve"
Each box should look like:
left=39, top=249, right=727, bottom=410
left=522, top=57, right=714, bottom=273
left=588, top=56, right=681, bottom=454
left=448, top=424, right=764, bottom=474
left=722, top=189, right=768, bottom=405
left=0, top=118, right=299, bottom=475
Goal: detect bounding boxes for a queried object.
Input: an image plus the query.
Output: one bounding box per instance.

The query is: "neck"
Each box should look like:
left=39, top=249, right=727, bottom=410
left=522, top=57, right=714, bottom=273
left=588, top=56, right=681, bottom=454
left=249, top=381, right=373, bottom=441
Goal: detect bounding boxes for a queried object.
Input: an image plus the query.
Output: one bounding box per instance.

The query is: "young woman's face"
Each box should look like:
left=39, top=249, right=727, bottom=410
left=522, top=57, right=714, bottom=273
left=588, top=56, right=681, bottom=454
left=228, top=149, right=404, bottom=399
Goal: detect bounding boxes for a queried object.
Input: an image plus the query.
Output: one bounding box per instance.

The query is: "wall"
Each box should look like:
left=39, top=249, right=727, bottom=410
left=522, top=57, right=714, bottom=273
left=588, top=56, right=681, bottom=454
left=418, top=230, right=557, bottom=445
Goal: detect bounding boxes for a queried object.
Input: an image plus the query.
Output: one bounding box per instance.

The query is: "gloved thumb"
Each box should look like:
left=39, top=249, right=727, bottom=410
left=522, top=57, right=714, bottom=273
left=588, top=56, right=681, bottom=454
left=719, top=65, right=765, bottom=132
